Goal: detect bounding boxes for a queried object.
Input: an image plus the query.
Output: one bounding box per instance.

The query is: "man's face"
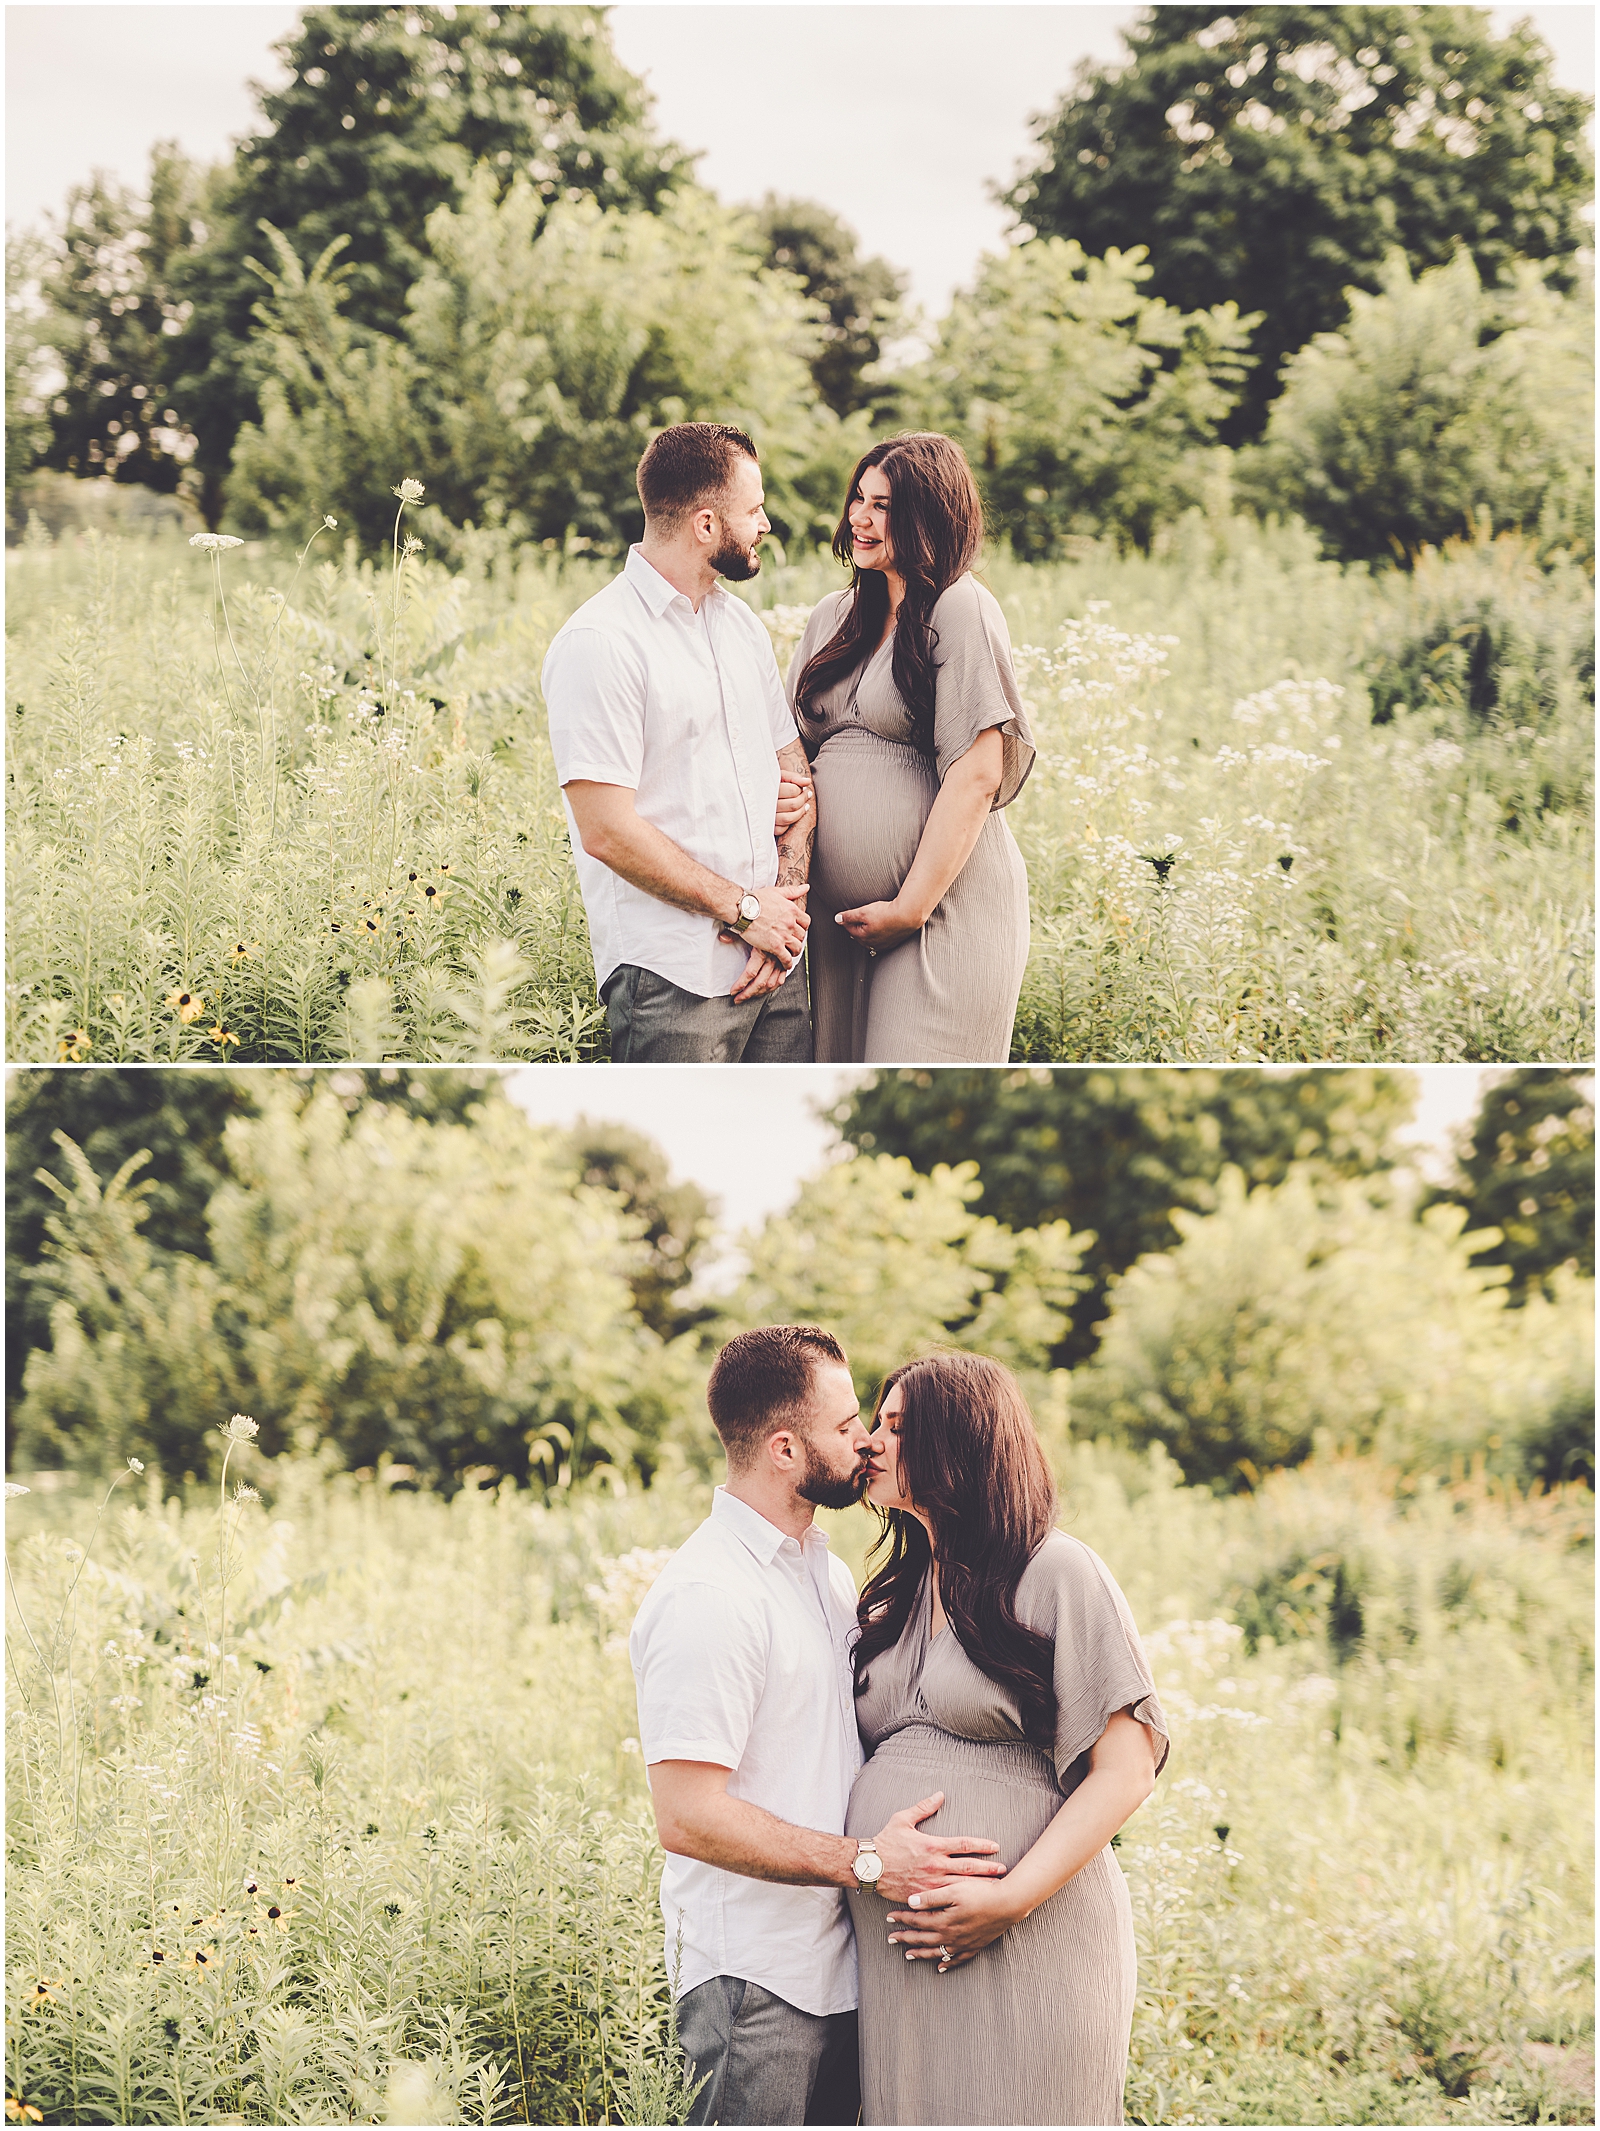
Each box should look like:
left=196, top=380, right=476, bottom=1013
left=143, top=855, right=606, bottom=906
left=706, top=456, right=771, bottom=582
left=792, top=1360, right=872, bottom=1510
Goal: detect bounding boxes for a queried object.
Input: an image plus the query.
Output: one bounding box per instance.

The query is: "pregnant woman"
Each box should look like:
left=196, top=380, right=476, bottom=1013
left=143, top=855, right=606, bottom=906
left=847, top=1355, right=1168, bottom=2126
left=785, top=434, right=1035, bottom=1062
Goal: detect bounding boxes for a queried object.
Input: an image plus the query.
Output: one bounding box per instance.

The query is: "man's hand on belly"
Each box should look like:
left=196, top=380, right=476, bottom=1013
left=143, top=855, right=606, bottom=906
left=869, top=1791, right=1009, bottom=1904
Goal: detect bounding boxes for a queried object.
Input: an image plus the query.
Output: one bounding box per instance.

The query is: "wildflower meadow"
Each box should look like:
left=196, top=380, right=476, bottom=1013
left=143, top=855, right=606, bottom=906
left=6, top=499, right=1592, bottom=1065
left=4, top=1437, right=1592, bottom=2127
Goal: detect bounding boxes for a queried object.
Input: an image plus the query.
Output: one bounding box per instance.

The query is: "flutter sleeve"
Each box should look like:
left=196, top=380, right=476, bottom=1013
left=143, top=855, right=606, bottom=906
left=930, top=576, right=1036, bottom=806
left=1019, top=1532, right=1170, bottom=1789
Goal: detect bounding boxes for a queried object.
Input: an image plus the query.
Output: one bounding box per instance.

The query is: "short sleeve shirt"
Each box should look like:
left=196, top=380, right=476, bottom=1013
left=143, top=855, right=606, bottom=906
left=543, top=548, right=800, bottom=998
left=629, top=1490, right=864, bottom=2015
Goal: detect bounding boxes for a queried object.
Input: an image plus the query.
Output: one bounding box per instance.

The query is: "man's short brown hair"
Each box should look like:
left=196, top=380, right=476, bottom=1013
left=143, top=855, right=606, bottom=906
left=705, top=1325, right=847, bottom=1469
left=636, top=422, right=758, bottom=530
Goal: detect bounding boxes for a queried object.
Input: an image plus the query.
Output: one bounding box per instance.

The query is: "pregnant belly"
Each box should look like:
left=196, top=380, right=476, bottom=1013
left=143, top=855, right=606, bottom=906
left=811, top=732, right=937, bottom=915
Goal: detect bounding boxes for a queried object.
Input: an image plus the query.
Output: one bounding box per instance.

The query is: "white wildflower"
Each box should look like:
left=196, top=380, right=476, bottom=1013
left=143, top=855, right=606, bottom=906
left=224, top=1414, right=259, bottom=1443
left=128, top=1457, right=145, bottom=1474
left=392, top=478, right=425, bottom=503
left=5, top=1481, right=30, bottom=1499
left=189, top=533, right=244, bottom=552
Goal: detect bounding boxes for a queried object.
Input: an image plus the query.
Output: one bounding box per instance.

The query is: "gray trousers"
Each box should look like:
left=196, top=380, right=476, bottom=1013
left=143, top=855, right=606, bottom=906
left=601, top=959, right=813, bottom=1063
left=677, top=1975, right=860, bottom=2126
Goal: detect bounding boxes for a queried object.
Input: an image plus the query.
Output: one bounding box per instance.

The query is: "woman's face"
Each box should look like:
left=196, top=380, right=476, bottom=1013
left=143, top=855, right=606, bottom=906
left=865, top=1382, right=915, bottom=1513
left=848, top=465, right=895, bottom=575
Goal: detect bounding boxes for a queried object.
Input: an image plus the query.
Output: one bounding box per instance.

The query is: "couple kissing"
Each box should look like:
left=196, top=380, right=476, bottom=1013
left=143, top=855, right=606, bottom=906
left=629, top=1327, right=1169, bottom=2127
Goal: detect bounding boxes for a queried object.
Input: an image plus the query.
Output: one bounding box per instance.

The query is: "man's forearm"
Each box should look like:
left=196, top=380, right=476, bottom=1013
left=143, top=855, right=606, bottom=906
left=576, top=800, right=740, bottom=926
left=660, top=1790, right=856, bottom=1889
left=775, top=740, right=814, bottom=891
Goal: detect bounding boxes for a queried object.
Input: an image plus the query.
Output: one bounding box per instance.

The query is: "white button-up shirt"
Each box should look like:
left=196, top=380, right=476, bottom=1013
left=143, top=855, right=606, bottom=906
left=629, top=1488, right=863, bottom=2016
left=542, top=547, right=800, bottom=999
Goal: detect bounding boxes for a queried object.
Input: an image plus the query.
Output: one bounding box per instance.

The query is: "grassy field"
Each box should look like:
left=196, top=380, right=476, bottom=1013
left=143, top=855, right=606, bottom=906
left=5, top=510, right=1592, bottom=1063
left=4, top=1442, right=1593, bottom=2126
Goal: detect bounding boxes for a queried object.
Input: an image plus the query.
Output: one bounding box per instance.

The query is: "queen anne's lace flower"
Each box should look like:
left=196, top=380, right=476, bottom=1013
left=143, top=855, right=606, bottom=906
left=189, top=533, right=244, bottom=552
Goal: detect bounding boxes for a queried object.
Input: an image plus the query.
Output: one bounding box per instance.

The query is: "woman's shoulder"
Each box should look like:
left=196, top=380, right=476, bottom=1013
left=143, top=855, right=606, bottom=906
left=931, top=572, right=1006, bottom=629
left=1017, top=1530, right=1127, bottom=1618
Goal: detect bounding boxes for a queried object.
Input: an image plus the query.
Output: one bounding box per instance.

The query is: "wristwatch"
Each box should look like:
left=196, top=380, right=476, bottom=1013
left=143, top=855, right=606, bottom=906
left=729, top=889, right=761, bottom=935
left=852, top=1840, right=884, bottom=1889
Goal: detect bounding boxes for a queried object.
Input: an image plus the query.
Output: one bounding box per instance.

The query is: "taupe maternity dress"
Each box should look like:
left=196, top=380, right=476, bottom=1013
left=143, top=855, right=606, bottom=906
left=845, top=1533, right=1169, bottom=2127
left=787, top=577, right=1035, bottom=1063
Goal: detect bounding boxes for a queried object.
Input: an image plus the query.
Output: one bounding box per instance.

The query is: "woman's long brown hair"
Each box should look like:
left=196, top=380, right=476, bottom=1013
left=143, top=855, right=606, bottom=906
left=793, top=433, right=984, bottom=757
left=853, top=1353, right=1060, bottom=1748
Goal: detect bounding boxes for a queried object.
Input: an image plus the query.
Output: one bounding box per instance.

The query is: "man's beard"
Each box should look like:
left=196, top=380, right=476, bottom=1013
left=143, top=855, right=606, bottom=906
left=709, top=521, right=762, bottom=581
left=796, top=1437, right=871, bottom=1511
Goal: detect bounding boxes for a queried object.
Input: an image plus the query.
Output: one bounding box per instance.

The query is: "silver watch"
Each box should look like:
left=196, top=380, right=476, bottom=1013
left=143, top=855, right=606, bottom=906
left=730, top=890, right=761, bottom=935
left=852, top=1839, right=884, bottom=1889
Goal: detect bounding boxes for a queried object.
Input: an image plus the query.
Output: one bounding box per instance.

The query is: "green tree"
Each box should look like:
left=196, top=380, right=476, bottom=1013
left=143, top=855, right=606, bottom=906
left=169, top=3, right=693, bottom=519
left=830, top=1067, right=1413, bottom=1362
left=908, top=236, right=1255, bottom=553
left=1072, top=1169, right=1563, bottom=1486
left=21, top=148, right=207, bottom=504
left=1004, top=5, right=1594, bottom=438
left=727, top=1153, right=1088, bottom=1402
left=1245, top=251, right=1594, bottom=564
left=6, top=1069, right=260, bottom=1420
left=13, top=1084, right=689, bottom=1490
left=228, top=178, right=864, bottom=550
left=747, top=194, right=908, bottom=419
left=1428, top=1068, right=1595, bottom=1301
left=5, top=228, right=57, bottom=532
left=557, top=1117, right=716, bottom=1339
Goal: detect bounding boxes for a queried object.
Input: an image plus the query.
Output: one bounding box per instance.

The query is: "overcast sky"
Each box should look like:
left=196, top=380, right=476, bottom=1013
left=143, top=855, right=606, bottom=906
left=501, top=1064, right=1509, bottom=1263
left=6, top=3, right=1595, bottom=317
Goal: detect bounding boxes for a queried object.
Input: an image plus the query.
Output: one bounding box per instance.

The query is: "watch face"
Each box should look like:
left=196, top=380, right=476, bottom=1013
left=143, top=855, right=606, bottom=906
left=856, top=1851, right=883, bottom=1883
left=740, top=893, right=761, bottom=922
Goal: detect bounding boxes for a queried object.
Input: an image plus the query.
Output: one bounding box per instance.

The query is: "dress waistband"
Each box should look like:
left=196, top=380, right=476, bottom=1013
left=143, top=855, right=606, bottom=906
left=865, top=1720, right=1061, bottom=1792
left=812, top=727, right=933, bottom=766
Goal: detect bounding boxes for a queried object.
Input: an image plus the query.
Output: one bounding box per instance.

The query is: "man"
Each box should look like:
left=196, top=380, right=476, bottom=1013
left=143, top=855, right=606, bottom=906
left=629, top=1326, right=1008, bottom=2126
left=543, top=423, right=816, bottom=1062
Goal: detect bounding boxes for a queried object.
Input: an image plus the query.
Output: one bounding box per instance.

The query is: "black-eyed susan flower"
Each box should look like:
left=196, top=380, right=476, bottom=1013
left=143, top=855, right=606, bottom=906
left=28, top=1980, right=64, bottom=2006
left=227, top=940, right=258, bottom=964
left=209, top=1023, right=240, bottom=1050
left=57, top=1030, right=90, bottom=1062
left=149, top=1948, right=168, bottom=1966
left=260, top=1903, right=294, bottom=1933
left=437, top=862, right=452, bottom=876
left=183, top=1946, right=218, bottom=1973
left=281, top=1876, right=299, bottom=1892
left=165, top=988, right=205, bottom=1023
left=6, top=2096, right=44, bottom=2121
left=242, top=1876, right=261, bottom=1897
left=422, top=882, right=441, bottom=902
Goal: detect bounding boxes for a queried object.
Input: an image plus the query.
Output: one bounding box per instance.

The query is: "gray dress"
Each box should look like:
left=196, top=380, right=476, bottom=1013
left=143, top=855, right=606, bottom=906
left=786, top=577, right=1035, bottom=1063
left=845, top=1533, right=1170, bottom=2127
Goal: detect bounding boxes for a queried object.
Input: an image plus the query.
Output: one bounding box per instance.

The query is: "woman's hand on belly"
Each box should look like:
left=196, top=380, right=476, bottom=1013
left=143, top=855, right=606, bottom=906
left=834, top=898, right=923, bottom=951
left=884, top=1877, right=1023, bottom=1971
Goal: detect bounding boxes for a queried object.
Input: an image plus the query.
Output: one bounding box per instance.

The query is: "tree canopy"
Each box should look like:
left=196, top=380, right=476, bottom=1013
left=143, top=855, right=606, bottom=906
left=1004, top=5, right=1594, bottom=437
left=1428, top=1068, right=1595, bottom=1300
left=167, top=4, right=694, bottom=517
left=747, top=194, right=908, bottom=420
left=829, top=1067, right=1414, bottom=1362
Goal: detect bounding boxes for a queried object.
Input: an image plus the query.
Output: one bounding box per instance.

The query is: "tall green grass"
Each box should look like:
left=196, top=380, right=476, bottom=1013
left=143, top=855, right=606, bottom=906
left=5, top=510, right=1591, bottom=1061
left=6, top=1440, right=1592, bottom=2125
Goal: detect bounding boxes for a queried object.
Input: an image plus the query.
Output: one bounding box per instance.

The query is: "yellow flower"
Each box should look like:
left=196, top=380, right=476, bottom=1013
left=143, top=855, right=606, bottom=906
left=226, top=940, right=258, bottom=964
left=209, top=1023, right=240, bottom=1050
left=184, top=1945, right=218, bottom=1973
left=7, top=2097, right=44, bottom=2122
left=57, top=1029, right=90, bottom=1062
left=258, top=1901, right=295, bottom=1933
left=28, top=1980, right=63, bottom=2006
left=165, top=988, right=205, bottom=1023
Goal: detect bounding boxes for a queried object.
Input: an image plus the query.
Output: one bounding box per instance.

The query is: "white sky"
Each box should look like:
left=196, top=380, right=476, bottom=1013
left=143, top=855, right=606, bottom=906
left=5, top=3, right=1594, bottom=317
left=504, top=1064, right=1509, bottom=1252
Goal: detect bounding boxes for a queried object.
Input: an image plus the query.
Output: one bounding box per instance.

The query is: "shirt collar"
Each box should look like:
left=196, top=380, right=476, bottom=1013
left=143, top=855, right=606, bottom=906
left=625, top=543, right=726, bottom=620
left=712, top=1484, right=827, bottom=1564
